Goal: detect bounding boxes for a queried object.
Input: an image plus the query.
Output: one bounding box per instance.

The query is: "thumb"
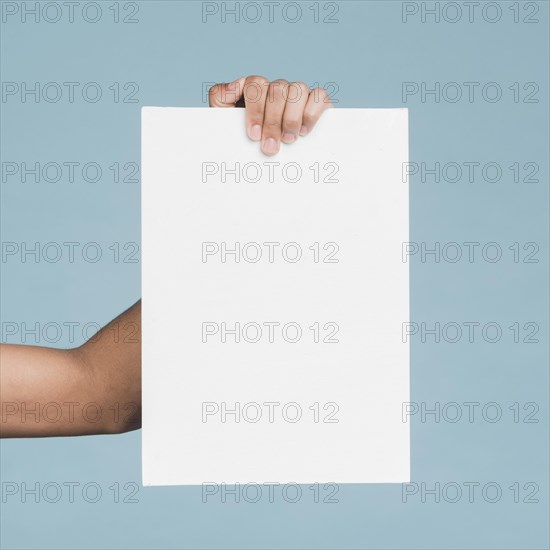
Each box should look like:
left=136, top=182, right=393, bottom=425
left=208, top=77, right=246, bottom=107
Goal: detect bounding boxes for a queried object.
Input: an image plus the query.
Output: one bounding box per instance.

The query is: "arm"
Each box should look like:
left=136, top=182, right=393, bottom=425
left=0, top=301, right=141, bottom=438
left=1, top=76, right=331, bottom=439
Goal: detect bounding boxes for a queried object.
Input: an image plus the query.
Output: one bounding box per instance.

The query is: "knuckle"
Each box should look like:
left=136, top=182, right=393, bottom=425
left=285, top=82, right=309, bottom=103
left=283, top=116, right=302, bottom=129
left=244, top=76, right=268, bottom=103
left=292, top=81, right=309, bottom=95
left=248, top=114, right=264, bottom=124
left=262, top=122, right=282, bottom=136
left=268, top=80, right=289, bottom=98
left=208, top=84, right=221, bottom=97
left=312, top=87, right=330, bottom=103
left=263, top=119, right=282, bottom=129
left=246, top=75, right=269, bottom=86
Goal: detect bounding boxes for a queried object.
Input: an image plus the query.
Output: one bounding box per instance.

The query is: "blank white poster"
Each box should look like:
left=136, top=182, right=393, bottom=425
left=142, top=107, right=409, bottom=486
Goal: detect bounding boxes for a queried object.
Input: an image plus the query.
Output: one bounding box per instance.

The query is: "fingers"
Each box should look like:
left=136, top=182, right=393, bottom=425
left=300, top=87, right=333, bottom=136
left=243, top=75, right=269, bottom=142
left=260, top=79, right=289, bottom=155
left=209, top=76, right=333, bottom=155
left=208, top=77, right=245, bottom=107
left=281, top=82, right=309, bottom=144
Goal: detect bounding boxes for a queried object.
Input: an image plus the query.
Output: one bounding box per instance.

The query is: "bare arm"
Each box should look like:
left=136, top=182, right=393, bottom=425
left=0, top=301, right=141, bottom=438
left=0, top=76, right=331, bottom=439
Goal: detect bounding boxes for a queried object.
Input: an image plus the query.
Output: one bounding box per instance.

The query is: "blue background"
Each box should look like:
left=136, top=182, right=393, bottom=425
left=1, top=1, right=548, bottom=548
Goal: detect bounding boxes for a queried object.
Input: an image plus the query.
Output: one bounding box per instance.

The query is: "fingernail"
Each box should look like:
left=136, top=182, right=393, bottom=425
left=249, top=124, right=262, bottom=141
left=299, top=125, right=308, bottom=136
left=262, top=138, right=279, bottom=155
left=282, top=133, right=297, bottom=143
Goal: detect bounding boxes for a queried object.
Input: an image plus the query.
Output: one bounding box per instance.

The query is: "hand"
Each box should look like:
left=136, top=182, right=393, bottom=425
left=209, top=76, right=332, bottom=156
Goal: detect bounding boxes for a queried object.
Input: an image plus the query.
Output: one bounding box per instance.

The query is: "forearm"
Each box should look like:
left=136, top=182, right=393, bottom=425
left=0, top=301, right=141, bottom=438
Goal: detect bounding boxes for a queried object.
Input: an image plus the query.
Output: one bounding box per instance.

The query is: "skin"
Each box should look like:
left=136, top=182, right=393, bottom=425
left=0, top=76, right=332, bottom=438
left=209, top=76, right=332, bottom=155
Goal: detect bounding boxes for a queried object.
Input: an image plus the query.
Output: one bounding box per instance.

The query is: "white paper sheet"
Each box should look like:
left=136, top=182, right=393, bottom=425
left=142, top=107, right=409, bottom=486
